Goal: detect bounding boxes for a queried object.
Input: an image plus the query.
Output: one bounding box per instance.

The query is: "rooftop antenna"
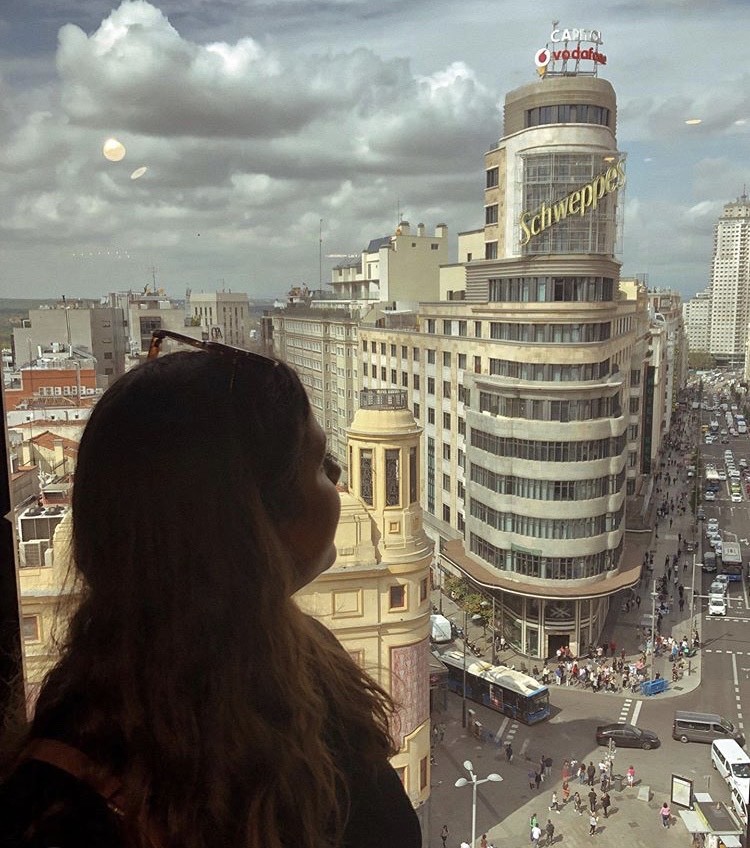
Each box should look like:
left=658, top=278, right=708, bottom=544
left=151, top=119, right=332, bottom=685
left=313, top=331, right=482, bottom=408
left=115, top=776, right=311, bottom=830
left=319, top=218, right=323, bottom=290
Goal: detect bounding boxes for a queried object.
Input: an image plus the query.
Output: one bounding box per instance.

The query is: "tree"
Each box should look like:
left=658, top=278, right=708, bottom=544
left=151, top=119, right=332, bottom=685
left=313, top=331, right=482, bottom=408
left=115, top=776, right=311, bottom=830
left=688, top=350, right=715, bottom=370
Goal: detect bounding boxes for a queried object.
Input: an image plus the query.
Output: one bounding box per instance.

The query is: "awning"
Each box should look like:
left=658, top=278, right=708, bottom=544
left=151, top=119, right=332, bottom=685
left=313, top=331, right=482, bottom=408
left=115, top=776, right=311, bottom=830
left=678, top=810, right=706, bottom=834
left=722, top=836, right=742, bottom=848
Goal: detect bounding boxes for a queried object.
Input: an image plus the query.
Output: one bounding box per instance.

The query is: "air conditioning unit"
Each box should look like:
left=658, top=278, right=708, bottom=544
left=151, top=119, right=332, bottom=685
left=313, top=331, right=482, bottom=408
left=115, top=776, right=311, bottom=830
left=20, top=540, right=48, bottom=568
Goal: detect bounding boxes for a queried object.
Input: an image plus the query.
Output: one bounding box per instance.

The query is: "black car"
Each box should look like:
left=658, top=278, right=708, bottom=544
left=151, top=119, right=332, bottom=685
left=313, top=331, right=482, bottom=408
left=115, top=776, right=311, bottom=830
left=595, top=723, right=660, bottom=750
left=701, top=561, right=718, bottom=573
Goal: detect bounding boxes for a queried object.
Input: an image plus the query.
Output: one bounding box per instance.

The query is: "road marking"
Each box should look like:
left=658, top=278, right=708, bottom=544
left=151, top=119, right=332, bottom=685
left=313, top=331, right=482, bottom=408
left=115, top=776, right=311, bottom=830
left=494, top=716, right=510, bottom=742
left=631, top=700, right=643, bottom=726
left=734, top=654, right=745, bottom=735
left=618, top=698, right=633, bottom=723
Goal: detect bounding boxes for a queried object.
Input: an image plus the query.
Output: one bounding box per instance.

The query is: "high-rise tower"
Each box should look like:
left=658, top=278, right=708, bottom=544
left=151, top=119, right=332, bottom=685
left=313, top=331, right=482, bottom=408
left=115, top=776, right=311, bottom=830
left=441, top=29, right=637, bottom=659
left=708, top=194, right=750, bottom=366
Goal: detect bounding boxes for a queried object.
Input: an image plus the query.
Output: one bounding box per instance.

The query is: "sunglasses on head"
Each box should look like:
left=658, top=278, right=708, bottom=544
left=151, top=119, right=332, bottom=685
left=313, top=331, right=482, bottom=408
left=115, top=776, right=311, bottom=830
left=147, top=329, right=279, bottom=388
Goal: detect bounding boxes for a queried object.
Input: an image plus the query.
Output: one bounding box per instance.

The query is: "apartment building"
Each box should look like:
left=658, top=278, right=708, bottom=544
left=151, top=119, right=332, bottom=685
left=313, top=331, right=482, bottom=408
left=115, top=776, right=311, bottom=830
left=13, top=303, right=127, bottom=385
left=190, top=291, right=250, bottom=348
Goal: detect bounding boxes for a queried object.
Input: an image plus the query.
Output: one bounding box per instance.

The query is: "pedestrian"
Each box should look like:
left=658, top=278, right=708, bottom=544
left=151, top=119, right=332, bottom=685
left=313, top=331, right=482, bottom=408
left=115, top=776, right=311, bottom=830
left=601, top=791, right=611, bottom=818
left=660, top=801, right=671, bottom=828
left=561, top=760, right=570, bottom=782
left=545, top=819, right=555, bottom=846
left=573, top=791, right=583, bottom=815
left=588, top=789, right=597, bottom=812
left=544, top=755, right=553, bottom=779
left=679, top=597, right=685, bottom=612
left=529, top=769, right=536, bottom=790
left=587, top=761, right=596, bottom=786
left=578, top=762, right=587, bottom=784
left=540, top=756, right=547, bottom=781
left=505, top=742, right=513, bottom=763
left=562, top=782, right=570, bottom=805
left=531, top=824, right=542, bottom=846
left=440, top=824, right=449, bottom=848
left=549, top=791, right=560, bottom=814
left=535, top=771, right=542, bottom=790
left=588, top=812, right=598, bottom=836
left=480, top=834, right=488, bottom=848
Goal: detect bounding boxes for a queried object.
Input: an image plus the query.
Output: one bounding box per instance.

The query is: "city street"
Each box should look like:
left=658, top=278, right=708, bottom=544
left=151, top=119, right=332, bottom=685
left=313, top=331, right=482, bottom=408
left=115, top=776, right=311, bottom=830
left=429, top=390, right=750, bottom=846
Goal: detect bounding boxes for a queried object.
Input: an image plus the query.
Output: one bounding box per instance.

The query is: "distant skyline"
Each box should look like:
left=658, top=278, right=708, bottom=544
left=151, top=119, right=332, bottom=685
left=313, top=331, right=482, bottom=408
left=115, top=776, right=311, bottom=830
left=1, top=0, right=749, bottom=301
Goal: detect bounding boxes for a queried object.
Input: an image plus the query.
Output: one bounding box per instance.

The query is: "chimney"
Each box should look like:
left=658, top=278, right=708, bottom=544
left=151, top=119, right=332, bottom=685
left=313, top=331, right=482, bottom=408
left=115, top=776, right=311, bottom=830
left=417, top=223, right=425, bottom=237
left=54, top=438, right=64, bottom=471
left=435, top=223, right=448, bottom=238
left=398, top=221, right=410, bottom=235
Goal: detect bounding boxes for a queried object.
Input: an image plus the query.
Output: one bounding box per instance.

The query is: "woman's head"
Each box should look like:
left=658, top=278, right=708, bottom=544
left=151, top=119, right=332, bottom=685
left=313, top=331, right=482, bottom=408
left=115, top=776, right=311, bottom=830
left=72, top=349, right=339, bottom=609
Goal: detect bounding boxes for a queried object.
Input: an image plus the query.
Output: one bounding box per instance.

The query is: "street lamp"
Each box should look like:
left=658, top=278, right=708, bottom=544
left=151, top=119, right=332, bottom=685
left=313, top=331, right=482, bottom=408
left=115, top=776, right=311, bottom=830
left=462, top=608, right=468, bottom=728
left=454, top=760, right=503, bottom=848
left=650, top=578, right=658, bottom=681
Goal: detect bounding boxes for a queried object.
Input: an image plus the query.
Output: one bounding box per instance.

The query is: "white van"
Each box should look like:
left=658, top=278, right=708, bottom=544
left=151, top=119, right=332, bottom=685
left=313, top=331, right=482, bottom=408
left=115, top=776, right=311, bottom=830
left=712, top=738, right=750, bottom=786
left=731, top=781, right=748, bottom=824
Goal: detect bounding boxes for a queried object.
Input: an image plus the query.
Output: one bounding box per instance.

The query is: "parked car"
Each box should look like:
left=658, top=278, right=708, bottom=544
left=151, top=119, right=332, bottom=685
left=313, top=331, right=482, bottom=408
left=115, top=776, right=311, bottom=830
left=707, top=518, right=719, bottom=530
left=705, top=491, right=717, bottom=502
left=595, top=723, right=660, bottom=750
left=697, top=508, right=707, bottom=521
left=732, top=492, right=743, bottom=502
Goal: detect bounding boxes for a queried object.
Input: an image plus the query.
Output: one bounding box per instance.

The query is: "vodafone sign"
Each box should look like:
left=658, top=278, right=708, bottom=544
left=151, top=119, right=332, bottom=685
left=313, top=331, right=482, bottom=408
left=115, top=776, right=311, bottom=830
left=534, top=26, right=607, bottom=76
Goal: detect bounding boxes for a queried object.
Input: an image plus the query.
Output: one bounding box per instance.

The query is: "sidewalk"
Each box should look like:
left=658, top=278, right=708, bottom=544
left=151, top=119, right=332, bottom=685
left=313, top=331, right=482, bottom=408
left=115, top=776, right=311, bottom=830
left=430, top=693, right=692, bottom=848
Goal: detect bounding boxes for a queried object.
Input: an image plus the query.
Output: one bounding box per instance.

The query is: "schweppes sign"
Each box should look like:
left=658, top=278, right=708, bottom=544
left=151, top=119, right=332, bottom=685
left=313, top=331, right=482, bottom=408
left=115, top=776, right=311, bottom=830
left=519, top=160, right=625, bottom=246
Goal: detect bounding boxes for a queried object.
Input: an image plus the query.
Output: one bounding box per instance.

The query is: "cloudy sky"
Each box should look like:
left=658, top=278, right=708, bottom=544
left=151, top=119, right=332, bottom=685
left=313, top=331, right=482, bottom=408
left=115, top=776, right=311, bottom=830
left=1, top=0, right=748, bottom=301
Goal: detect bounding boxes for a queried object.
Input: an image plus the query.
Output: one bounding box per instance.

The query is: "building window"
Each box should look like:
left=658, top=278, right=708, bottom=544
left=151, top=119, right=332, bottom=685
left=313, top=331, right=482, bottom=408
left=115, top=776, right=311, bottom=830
left=391, top=369, right=397, bottom=384
left=420, top=576, right=428, bottom=602
left=458, top=353, right=467, bottom=369
left=380, top=343, right=386, bottom=355
left=413, top=402, right=420, bottom=419
left=443, top=443, right=451, bottom=461
left=426, top=319, right=436, bottom=334
left=385, top=448, right=400, bottom=507
left=420, top=756, right=428, bottom=790
left=22, top=615, right=40, bottom=642
left=443, top=381, right=451, bottom=399
left=428, top=377, right=435, bottom=395
left=443, top=351, right=451, bottom=367
left=485, top=241, right=498, bottom=260
left=458, top=418, right=466, bottom=436
left=371, top=341, right=377, bottom=352
left=410, top=446, right=418, bottom=503
left=413, top=374, right=420, bottom=390
left=390, top=585, right=406, bottom=609
left=401, top=371, right=408, bottom=387
left=442, top=473, right=451, bottom=491
left=443, top=412, right=451, bottom=429
left=442, top=504, right=451, bottom=523
left=401, top=346, right=408, bottom=358
left=427, top=349, right=436, bottom=364
left=360, top=449, right=373, bottom=505
left=413, top=348, right=420, bottom=361
left=485, top=204, right=498, bottom=225
left=363, top=362, right=368, bottom=377
left=428, top=407, right=435, bottom=424
left=380, top=367, right=386, bottom=381
left=486, top=167, right=499, bottom=188
left=390, top=344, right=396, bottom=356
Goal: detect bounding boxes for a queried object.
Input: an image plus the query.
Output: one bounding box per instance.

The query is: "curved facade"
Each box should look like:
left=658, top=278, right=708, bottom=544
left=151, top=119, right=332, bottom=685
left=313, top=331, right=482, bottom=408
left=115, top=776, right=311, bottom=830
left=452, top=74, right=633, bottom=659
